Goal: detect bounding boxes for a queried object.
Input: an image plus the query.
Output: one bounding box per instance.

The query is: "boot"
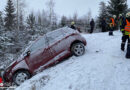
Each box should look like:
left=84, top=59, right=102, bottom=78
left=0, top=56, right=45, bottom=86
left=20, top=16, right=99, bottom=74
left=109, top=31, right=113, bottom=36
left=126, top=55, right=130, bottom=58
left=126, top=45, right=130, bottom=59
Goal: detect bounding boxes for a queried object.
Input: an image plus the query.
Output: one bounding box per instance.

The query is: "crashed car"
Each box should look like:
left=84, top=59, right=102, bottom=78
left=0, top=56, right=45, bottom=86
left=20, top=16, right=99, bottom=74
left=0, top=27, right=87, bottom=86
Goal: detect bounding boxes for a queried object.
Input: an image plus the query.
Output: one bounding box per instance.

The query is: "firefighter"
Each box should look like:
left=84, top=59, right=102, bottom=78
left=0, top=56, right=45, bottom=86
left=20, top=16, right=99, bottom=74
left=109, top=15, right=116, bottom=36
left=120, top=14, right=129, bottom=51
left=124, top=12, right=130, bottom=58
left=70, top=21, right=76, bottom=30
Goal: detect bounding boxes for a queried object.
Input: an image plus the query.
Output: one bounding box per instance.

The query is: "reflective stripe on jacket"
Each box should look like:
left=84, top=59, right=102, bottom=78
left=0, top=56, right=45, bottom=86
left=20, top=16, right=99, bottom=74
left=121, top=29, right=129, bottom=35
left=124, top=19, right=130, bottom=36
left=121, top=29, right=124, bottom=31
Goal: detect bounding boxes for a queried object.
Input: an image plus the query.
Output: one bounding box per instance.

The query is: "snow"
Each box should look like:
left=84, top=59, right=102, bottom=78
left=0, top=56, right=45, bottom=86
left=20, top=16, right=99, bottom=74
left=16, top=31, right=130, bottom=90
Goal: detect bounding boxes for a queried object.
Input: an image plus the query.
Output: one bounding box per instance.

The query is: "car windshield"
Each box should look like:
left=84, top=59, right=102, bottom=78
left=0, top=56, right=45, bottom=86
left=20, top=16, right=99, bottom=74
left=20, top=35, right=47, bottom=58
left=29, top=36, right=46, bottom=53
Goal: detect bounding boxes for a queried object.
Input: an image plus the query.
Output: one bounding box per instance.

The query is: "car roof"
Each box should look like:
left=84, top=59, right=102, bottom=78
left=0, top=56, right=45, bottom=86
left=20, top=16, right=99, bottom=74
left=46, top=26, right=79, bottom=37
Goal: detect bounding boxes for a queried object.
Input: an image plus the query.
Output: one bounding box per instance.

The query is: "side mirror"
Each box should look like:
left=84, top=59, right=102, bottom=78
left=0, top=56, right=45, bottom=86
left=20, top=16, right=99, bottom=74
left=26, top=51, right=31, bottom=56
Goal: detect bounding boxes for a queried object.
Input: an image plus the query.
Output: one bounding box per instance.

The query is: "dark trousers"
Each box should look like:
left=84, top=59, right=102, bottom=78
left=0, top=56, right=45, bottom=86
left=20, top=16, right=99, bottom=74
left=121, top=35, right=129, bottom=51
left=102, top=26, right=106, bottom=32
left=126, top=37, right=130, bottom=58
left=90, top=27, right=94, bottom=33
left=109, top=27, right=113, bottom=36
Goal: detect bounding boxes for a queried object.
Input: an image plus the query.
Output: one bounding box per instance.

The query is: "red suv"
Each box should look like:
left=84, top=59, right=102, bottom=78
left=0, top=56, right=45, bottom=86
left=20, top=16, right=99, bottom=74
left=0, top=27, right=86, bottom=85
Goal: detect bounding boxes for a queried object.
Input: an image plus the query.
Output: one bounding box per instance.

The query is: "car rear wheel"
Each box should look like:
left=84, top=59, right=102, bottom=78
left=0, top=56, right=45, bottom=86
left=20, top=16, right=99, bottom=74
left=71, top=42, right=85, bottom=56
left=13, top=70, right=31, bottom=86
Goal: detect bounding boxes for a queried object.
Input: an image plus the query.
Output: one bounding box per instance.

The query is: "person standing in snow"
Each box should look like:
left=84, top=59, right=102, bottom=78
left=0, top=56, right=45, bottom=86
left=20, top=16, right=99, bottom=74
left=109, top=15, right=116, bottom=36
left=124, top=12, right=130, bottom=58
left=90, top=19, right=95, bottom=33
left=101, top=18, right=107, bottom=32
left=119, top=14, right=123, bottom=31
left=120, top=14, right=129, bottom=51
left=70, top=21, right=76, bottom=30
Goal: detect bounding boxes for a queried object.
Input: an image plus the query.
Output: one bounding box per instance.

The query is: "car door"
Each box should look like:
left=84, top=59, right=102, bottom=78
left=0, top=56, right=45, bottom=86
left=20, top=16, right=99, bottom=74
left=46, top=30, right=67, bottom=62
left=25, top=36, right=53, bottom=72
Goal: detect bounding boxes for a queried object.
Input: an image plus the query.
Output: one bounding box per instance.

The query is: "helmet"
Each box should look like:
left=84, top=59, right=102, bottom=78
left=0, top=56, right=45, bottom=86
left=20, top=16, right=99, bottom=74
left=119, top=14, right=122, bottom=17
left=126, top=12, right=130, bottom=18
left=113, top=15, right=116, bottom=19
left=71, top=21, right=75, bottom=25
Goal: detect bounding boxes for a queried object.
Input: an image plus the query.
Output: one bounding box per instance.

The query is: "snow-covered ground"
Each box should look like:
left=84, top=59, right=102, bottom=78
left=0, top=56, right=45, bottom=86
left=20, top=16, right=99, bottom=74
left=16, top=31, right=130, bottom=90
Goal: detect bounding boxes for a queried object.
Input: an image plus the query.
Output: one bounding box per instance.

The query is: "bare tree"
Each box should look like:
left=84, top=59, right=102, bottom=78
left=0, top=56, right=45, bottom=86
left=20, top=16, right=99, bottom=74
left=60, top=15, right=67, bottom=27
left=41, top=9, right=50, bottom=27
left=86, top=9, right=92, bottom=25
left=35, top=11, right=43, bottom=30
left=13, top=0, right=26, bottom=30
left=19, top=0, right=26, bottom=30
left=73, top=11, right=78, bottom=23
left=51, top=13, right=57, bottom=29
left=46, top=0, right=56, bottom=28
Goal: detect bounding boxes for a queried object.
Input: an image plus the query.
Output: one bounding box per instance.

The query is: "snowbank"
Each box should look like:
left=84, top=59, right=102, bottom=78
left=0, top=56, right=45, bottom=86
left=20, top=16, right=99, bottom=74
left=16, top=31, right=130, bottom=90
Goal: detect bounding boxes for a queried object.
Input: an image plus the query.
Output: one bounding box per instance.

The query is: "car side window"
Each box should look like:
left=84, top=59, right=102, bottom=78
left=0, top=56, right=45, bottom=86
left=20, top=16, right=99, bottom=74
left=46, top=30, right=64, bottom=45
left=29, top=36, right=47, bottom=53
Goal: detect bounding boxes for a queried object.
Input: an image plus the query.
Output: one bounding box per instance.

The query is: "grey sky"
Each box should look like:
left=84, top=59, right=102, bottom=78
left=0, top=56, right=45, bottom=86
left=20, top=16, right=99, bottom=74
left=0, top=0, right=130, bottom=18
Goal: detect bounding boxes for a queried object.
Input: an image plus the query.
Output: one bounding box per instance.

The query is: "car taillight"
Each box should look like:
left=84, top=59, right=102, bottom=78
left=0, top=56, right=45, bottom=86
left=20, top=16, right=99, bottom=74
left=0, top=77, right=3, bottom=87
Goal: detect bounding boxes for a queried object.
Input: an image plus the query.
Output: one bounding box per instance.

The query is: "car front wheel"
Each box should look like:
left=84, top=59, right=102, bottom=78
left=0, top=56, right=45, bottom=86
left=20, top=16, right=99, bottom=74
left=13, top=70, right=31, bottom=86
left=71, top=42, right=85, bottom=56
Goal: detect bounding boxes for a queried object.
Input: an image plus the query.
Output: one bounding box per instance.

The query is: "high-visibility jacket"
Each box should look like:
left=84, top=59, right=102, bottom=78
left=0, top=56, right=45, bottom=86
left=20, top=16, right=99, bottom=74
left=121, top=28, right=130, bottom=36
left=109, top=18, right=115, bottom=27
left=124, top=19, right=130, bottom=37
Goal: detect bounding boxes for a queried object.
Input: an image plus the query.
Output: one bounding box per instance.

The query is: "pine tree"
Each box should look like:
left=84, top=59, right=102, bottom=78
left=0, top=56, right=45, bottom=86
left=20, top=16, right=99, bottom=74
left=19, top=10, right=24, bottom=30
left=27, top=12, right=36, bottom=29
left=38, top=14, right=42, bottom=26
left=0, top=11, right=4, bottom=29
left=107, top=0, right=128, bottom=17
left=98, top=1, right=108, bottom=28
left=37, top=13, right=42, bottom=29
left=36, top=12, right=43, bottom=30
left=4, top=0, right=16, bottom=30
